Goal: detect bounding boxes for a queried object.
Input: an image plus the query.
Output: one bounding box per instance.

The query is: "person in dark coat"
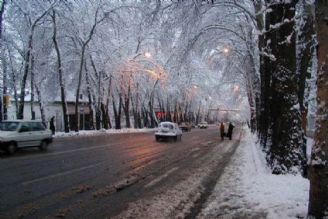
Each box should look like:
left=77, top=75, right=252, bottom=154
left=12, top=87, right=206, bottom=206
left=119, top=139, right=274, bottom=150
left=49, top=116, right=55, bottom=135
left=227, top=122, right=234, bottom=140
left=220, top=122, right=225, bottom=140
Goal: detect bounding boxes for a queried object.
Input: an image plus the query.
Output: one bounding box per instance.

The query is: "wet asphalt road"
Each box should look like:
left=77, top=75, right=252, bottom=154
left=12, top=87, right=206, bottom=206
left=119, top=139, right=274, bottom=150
left=0, top=126, right=240, bottom=218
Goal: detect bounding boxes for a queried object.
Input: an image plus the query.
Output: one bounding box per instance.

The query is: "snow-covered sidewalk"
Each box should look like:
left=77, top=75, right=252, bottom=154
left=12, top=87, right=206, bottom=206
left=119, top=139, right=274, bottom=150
left=199, top=128, right=310, bottom=219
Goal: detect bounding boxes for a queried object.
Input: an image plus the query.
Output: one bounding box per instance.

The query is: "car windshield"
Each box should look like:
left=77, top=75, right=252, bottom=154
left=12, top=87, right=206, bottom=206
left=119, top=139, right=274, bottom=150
left=0, top=122, right=20, bottom=131
left=161, top=123, right=174, bottom=129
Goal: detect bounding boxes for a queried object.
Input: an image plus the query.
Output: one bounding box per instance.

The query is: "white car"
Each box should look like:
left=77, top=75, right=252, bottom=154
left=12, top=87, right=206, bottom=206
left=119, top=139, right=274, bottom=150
left=198, top=122, right=208, bottom=129
left=155, top=122, right=182, bottom=142
left=0, top=120, right=53, bottom=155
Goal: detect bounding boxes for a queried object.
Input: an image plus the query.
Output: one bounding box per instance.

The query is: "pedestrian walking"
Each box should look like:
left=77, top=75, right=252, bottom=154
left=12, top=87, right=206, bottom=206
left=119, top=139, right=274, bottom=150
left=227, top=122, right=234, bottom=140
left=220, top=122, right=225, bottom=140
left=50, top=116, right=55, bottom=135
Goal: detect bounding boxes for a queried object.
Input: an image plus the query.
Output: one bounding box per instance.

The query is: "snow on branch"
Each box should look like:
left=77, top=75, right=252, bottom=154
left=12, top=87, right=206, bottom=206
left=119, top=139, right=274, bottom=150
left=269, top=17, right=295, bottom=31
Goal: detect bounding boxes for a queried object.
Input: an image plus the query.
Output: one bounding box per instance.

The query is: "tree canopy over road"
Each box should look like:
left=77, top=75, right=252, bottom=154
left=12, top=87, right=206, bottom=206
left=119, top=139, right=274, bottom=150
left=0, top=0, right=327, bottom=217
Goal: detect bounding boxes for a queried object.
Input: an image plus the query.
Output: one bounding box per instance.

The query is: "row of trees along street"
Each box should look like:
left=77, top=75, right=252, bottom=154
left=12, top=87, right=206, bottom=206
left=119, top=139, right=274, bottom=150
left=0, top=0, right=327, bottom=218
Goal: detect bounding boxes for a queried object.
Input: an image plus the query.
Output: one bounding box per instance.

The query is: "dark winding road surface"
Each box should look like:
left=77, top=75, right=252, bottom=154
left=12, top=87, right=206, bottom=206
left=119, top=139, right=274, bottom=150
left=0, top=126, right=241, bottom=218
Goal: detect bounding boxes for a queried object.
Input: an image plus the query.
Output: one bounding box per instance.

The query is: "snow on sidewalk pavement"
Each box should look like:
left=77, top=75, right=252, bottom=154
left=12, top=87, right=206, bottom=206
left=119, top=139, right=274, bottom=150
left=199, top=128, right=310, bottom=219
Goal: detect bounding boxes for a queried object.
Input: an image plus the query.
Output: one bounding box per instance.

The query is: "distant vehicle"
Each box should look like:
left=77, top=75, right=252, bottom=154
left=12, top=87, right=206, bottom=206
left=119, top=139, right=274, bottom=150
left=198, top=122, right=208, bottom=129
left=0, top=120, right=53, bottom=155
left=179, top=122, right=192, bottom=132
left=155, top=121, right=182, bottom=142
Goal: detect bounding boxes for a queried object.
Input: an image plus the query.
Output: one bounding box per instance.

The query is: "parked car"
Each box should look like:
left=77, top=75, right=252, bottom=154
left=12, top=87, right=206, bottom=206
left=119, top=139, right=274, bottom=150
left=0, top=120, right=53, bottom=155
left=155, top=121, right=182, bottom=142
left=198, top=122, right=208, bottom=129
left=179, top=122, right=192, bottom=132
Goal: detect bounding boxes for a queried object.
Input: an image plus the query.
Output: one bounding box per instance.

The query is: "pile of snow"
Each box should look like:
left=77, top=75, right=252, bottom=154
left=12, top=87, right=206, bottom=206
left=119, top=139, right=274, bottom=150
left=200, top=128, right=310, bottom=219
left=54, top=128, right=156, bottom=138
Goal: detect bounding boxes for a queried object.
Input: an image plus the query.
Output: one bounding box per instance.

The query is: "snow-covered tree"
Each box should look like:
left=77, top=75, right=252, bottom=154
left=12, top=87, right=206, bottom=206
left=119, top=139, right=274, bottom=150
left=255, top=1, right=307, bottom=174
left=308, top=0, right=328, bottom=217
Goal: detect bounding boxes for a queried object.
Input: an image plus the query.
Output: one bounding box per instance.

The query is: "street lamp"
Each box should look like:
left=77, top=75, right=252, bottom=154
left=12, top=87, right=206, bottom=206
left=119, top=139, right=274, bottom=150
left=234, top=85, right=240, bottom=92
left=132, top=51, right=152, bottom=60
left=223, top=47, right=229, bottom=54
left=144, top=52, right=151, bottom=58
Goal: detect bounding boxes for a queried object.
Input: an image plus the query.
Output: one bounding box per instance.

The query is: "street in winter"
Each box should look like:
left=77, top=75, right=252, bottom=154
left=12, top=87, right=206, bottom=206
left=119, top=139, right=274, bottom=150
left=0, top=1, right=327, bottom=219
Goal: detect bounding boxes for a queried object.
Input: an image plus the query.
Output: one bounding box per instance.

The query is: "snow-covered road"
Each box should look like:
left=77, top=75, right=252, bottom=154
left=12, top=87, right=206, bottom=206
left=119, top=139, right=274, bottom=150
left=0, top=126, right=309, bottom=218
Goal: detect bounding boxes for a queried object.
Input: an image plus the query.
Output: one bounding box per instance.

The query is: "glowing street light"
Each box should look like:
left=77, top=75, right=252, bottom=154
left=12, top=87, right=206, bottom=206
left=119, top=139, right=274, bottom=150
left=234, top=85, right=240, bottom=92
left=223, top=47, right=229, bottom=54
left=144, top=52, right=151, bottom=58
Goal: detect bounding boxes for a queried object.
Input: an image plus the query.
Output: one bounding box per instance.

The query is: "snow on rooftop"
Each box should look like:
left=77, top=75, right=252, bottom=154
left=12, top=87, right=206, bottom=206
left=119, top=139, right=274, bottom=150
left=12, top=92, right=89, bottom=103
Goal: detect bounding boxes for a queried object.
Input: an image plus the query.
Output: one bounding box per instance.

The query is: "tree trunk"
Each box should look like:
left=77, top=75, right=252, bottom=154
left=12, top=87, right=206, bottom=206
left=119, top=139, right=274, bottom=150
left=173, top=101, right=178, bottom=123
left=12, top=67, right=19, bottom=119
left=89, top=56, right=101, bottom=130
left=105, top=76, right=112, bottom=129
left=113, top=94, right=122, bottom=129
left=74, top=46, right=86, bottom=132
left=52, top=10, right=69, bottom=132
left=0, top=0, right=6, bottom=40
left=131, top=85, right=140, bottom=128
left=75, top=54, right=97, bottom=131
left=257, top=1, right=306, bottom=174
left=148, top=80, right=159, bottom=128
left=101, top=102, right=108, bottom=129
left=104, top=101, right=112, bottom=129
left=245, top=20, right=260, bottom=133
left=6, top=46, right=19, bottom=118
left=166, top=97, right=172, bottom=121
left=254, top=0, right=270, bottom=146
left=196, top=101, right=201, bottom=124
left=142, top=106, right=149, bottom=128
left=17, top=6, right=51, bottom=119
left=308, top=1, right=328, bottom=218
left=258, top=3, right=272, bottom=150
left=95, top=107, right=101, bottom=130
left=74, top=8, right=105, bottom=132
left=297, top=0, right=315, bottom=133
left=18, top=32, right=33, bottom=119
left=148, top=99, right=155, bottom=128
left=35, top=84, right=46, bottom=128
left=123, top=81, right=131, bottom=128
left=30, top=56, right=35, bottom=120
left=1, top=52, right=7, bottom=120
left=84, top=60, right=94, bottom=130
left=0, top=0, right=7, bottom=121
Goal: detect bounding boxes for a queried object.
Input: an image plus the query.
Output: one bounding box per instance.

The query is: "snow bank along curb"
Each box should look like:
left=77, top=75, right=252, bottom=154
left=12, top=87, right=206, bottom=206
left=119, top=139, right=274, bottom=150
left=53, top=128, right=156, bottom=138
left=199, top=128, right=310, bottom=219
